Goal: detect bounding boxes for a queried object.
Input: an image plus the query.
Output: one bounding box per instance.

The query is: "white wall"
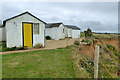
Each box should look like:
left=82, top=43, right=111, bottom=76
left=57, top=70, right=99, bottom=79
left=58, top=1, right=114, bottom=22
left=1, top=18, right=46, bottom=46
left=72, top=30, right=80, bottom=38
left=59, top=24, right=65, bottom=39
left=67, top=28, right=72, bottom=37
left=64, top=27, right=68, bottom=37
left=45, top=28, right=54, bottom=39
left=5, top=13, right=45, bottom=48
left=45, top=24, right=66, bottom=40
left=52, top=27, right=60, bottom=40
left=33, top=23, right=45, bottom=47
left=0, top=27, right=6, bottom=41
left=45, top=27, right=60, bottom=40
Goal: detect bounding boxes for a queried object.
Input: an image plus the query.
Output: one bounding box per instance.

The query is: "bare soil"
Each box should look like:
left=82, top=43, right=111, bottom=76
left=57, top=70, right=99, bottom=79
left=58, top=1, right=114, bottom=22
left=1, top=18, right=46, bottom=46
left=96, top=38, right=118, bottom=50
left=78, top=38, right=118, bottom=58
left=1, top=38, right=83, bottom=54
left=45, top=38, right=83, bottom=49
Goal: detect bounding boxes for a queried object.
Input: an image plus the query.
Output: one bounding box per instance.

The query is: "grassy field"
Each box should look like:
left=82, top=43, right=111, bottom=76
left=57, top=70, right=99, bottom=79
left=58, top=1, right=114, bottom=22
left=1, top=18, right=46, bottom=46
left=2, top=46, right=91, bottom=78
left=2, top=48, right=74, bottom=78
left=2, top=42, right=118, bottom=78
left=80, top=32, right=118, bottom=39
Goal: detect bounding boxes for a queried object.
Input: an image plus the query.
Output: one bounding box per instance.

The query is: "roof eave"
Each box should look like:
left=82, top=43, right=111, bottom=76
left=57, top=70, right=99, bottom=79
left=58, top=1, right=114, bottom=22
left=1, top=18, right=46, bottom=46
left=3, top=11, right=46, bottom=24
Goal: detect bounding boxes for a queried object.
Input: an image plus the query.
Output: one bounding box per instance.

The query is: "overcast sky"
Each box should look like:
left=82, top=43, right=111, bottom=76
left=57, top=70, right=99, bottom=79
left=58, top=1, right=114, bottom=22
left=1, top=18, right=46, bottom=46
left=1, top=2, right=118, bottom=33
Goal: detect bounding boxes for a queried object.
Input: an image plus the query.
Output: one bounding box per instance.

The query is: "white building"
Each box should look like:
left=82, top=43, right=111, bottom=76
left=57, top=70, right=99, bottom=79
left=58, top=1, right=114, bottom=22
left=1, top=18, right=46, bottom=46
left=65, top=25, right=81, bottom=38
left=45, top=23, right=67, bottom=40
left=2, top=11, right=46, bottom=48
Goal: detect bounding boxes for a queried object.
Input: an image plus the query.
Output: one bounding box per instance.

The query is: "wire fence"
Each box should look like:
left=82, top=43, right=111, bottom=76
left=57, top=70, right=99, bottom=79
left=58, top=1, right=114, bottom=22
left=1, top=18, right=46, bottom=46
left=76, top=45, right=117, bottom=79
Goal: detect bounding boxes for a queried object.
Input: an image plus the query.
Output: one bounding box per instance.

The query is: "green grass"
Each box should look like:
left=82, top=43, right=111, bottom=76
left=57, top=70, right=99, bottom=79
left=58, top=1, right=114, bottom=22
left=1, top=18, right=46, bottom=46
left=80, top=32, right=118, bottom=39
left=0, top=42, right=6, bottom=52
left=80, top=32, right=85, bottom=38
left=2, top=48, right=75, bottom=78
left=0, top=42, right=16, bottom=52
left=93, top=33, right=118, bottom=39
left=0, top=42, right=25, bottom=52
left=2, top=45, right=118, bottom=78
left=97, top=43, right=118, bottom=78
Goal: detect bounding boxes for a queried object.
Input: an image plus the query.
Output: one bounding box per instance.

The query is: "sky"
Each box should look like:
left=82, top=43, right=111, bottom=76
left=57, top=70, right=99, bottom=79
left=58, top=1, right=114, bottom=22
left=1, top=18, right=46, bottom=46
left=1, top=2, right=118, bottom=33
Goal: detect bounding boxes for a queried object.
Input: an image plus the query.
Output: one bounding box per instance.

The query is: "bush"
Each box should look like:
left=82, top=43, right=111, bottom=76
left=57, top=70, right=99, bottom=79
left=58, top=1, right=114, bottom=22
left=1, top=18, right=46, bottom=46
left=10, top=47, right=17, bottom=51
left=74, top=40, right=80, bottom=46
left=84, top=39, right=93, bottom=45
left=3, top=48, right=11, bottom=51
left=3, top=47, right=17, bottom=52
left=93, top=39, right=97, bottom=44
left=17, top=47, right=25, bottom=50
left=80, top=32, right=85, bottom=38
left=84, top=28, right=93, bottom=39
left=106, top=44, right=115, bottom=50
left=106, top=44, right=118, bottom=56
left=45, top=36, right=51, bottom=40
left=79, top=56, right=94, bottom=75
left=34, top=44, right=43, bottom=48
left=113, top=50, right=118, bottom=56
left=84, top=39, right=89, bottom=43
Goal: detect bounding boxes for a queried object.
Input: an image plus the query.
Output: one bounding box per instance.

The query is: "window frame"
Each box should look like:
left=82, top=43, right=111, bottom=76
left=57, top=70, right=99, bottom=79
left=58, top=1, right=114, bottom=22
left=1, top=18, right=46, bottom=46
left=33, top=23, right=39, bottom=35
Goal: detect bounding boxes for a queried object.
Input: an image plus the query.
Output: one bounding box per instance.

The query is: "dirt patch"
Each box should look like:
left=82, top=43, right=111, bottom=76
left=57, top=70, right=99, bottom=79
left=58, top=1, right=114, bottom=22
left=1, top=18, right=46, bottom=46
left=37, top=58, right=41, bottom=61
left=79, top=44, right=95, bottom=58
left=45, top=38, right=83, bottom=49
left=34, top=54, right=40, bottom=57
left=8, top=62, right=19, bottom=66
left=78, top=38, right=118, bottom=58
left=96, top=38, right=118, bottom=50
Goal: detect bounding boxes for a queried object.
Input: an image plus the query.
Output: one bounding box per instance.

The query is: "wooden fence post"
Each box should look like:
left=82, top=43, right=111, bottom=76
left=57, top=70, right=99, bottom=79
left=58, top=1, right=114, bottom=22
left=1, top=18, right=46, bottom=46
left=94, top=45, right=99, bottom=79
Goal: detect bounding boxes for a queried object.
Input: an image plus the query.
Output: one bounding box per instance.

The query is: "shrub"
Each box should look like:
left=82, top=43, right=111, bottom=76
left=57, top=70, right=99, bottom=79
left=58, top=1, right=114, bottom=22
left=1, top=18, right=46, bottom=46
left=103, top=47, right=109, bottom=53
left=113, top=50, right=118, bottom=56
left=80, top=32, right=85, bottom=38
left=74, top=40, right=80, bottom=46
left=93, top=39, right=97, bottom=44
left=17, top=47, right=25, bottom=50
left=10, top=47, right=17, bottom=51
left=106, top=44, right=118, bottom=56
left=45, top=36, right=51, bottom=40
left=84, top=28, right=93, bottom=39
left=3, top=47, right=17, bottom=51
left=84, top=39, right=89, bottom=43
left=106, top=44, right=115, bottom=50
left=84, top=39, right=93, bottom=45
left=3, top=48, right=11, bottom=51
left=34, top=44, right=43, bottom=48
left=79, top=56, right=94, bottom=75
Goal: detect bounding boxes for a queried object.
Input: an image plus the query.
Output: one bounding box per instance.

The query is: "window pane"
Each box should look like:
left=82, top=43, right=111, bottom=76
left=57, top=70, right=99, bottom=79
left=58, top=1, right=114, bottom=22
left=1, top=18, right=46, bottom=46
left=33, top=23, right=39, bottom=34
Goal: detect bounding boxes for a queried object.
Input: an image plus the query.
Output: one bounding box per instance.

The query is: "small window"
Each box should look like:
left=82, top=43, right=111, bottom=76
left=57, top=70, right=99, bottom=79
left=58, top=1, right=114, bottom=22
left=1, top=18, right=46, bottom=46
left=63, top=29, right=64, bottom=33
left=33, top=23, right=39, bottom=34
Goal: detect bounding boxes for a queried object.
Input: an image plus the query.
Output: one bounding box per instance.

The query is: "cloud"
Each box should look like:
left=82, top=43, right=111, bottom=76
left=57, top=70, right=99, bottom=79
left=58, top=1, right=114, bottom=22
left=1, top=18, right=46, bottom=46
left=76, top=20, right=118, bottom=33
left=1, top=2, right=118, bottom=33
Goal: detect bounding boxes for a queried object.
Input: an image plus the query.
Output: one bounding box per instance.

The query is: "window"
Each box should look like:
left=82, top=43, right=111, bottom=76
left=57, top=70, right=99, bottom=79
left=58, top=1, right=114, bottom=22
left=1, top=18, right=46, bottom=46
left=63, top=29, right=64, bottom=33
left=33, top=23, right=39, bottom=34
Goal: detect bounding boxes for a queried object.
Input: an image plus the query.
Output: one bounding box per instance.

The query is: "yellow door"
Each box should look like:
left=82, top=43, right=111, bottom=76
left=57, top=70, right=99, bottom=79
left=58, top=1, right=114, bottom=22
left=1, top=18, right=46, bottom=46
left=23, top=23, right=33, bottom=47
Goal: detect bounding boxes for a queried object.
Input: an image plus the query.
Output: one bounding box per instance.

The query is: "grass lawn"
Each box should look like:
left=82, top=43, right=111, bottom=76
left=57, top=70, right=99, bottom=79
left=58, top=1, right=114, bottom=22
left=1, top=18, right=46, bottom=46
left=2, top=48, right=75, bottom=78
left=93, top=33, right=118, bottom=39
left=80, top=32, right=118, bottom=39
left=2, top=44, right=118, bottom=78
left=2, top=46, right=91, bottom=78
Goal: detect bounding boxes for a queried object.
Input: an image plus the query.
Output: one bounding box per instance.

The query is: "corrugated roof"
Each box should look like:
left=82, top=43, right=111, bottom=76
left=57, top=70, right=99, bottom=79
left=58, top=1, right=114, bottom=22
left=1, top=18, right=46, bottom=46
left=65, top=25, right=81, bottom=30
left=45, top=23, right=62, bottom=28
